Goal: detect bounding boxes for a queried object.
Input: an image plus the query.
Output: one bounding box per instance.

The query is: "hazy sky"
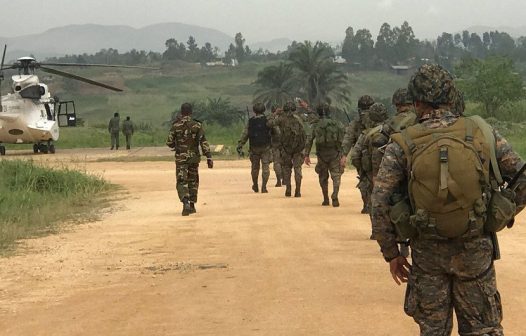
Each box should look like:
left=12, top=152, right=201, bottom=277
left=1, top=0, right=525, bottom=42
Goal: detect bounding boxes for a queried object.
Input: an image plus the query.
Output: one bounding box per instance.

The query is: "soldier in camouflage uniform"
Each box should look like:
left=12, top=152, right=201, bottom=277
left=166, top=103, right=214, bottom=216
left=304, top=103, right=345, bottom=207
left=237, top=103, right=274, bottom=193
left=268, top=101, right=306, bottom=197
left=371, top=64, right=526, bottom=335
left=350, top=103, right=389, bottom=216
left=108, top=112, right=120, bottom=150
left=270, top=105, right=283, bottom=187
left=340, top=95, right=375, bottom=213
left=122, top=116, right=134, bottom=150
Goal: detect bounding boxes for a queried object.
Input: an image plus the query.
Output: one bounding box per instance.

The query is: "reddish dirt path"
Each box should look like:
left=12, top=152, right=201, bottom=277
left=0, top=148, right=525, bottom=335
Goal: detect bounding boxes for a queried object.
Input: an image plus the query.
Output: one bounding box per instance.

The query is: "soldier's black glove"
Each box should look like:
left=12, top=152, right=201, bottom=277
left=236, top=145, right=244, bottom=157
left=207, top=158, right=214, bottom=169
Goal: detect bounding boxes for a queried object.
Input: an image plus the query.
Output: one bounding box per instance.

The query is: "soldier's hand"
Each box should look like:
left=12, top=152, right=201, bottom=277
left=304, top=156, right=311, bottom=166
left=207, top=158, right=214, bottom=169
left=389, top=256, right=411, bottom=286
left=339, top=155, right=347, bottom=168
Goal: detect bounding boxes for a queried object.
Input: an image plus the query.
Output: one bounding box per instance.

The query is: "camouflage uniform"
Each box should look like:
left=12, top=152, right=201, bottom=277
left=237, top=113, right=273, bottom=193
left=271, top=122, right=283, bottom=187
left=122, top=117, right=134, bottom=150
left=304, top=104, right=345, bottom=206
left=351, top=103, right=389, bottom=215
left=371, top=64, right=526, bottom=336
left=268, top=102, right=306, bottom=197
left=166, top=115, right=211, bottom=206
left=108, top=115, right=120, bottom=150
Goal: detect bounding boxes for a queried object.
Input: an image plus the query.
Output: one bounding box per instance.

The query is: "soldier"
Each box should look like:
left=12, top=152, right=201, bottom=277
left=166, top=103, right=213, bottom=216
left=122, top=116, right=135, bottom=150
left=270, top=105, right=283, bottom=187
left=371, top=64, right=526, bottom=335
left=350, top=103, right=389, bottom=216
left=304, top=103, right=345, bottom=206
left=108, top=112, right=120, bottom=150
left=268, top=101, right=306, bottom=197
left=340, top=95, right=375, bottom=213
left=237, top=103, right=273, bottom=193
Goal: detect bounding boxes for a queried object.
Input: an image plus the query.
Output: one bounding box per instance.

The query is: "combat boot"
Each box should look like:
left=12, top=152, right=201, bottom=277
left=332, top=198, right=340, bottom=207
left=182, top=198, right=192, bottom=216
left=261, top=175, right=269, bottom=193
left=294, top=180, right=301, bottom=198
left=321, top=184, right=330, bottom=206
left=275, top=178, right=282, bottom=187
left=285, top=185, right=292, bottom=197
left=252, top=175, right=259, bottom=193
left=189, top=202, right=197, bottom=214
left=252, top=184, right=259, bottom=193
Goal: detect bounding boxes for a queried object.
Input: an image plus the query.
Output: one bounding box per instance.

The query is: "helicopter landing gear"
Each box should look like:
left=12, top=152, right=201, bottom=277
left=48, top=140, right=55, bottom=154
left=34, top=142, right=55, bottom=154
left=33, top=144, right=39, bottom=154
left=0, top=145, right=5, bottom=156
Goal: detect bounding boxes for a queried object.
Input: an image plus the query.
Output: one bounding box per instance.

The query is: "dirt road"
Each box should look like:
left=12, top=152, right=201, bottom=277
left=0, top=148, right=525, bottom=335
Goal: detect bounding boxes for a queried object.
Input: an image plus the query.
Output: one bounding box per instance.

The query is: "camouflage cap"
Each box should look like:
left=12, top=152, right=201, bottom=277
left=316, top=102, right=330, bottom=116
left=391, top=88, right=413, bottom=106
left=358, top=95, right=375, bottom=110
left=368, top=103, right=389, bottom=123
left=253, top=102, right=266, bottom=114
left=408, top=64, right=455, bottom=105
left=283, top=101, right=297, bottom=112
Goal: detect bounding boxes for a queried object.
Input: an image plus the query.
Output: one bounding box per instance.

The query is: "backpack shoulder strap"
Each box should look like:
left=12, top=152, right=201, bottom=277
left=468, top=115, right=503, bottom=184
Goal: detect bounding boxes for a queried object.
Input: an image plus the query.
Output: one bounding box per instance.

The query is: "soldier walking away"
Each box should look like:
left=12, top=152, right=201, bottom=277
left=304, top=103, right=345, bottom=207
left=371, top=64, right=526, bottom=335
left=237, top=103, right=273, bottom=193
left=108, top=112, right=120, bottom=150
left=270, top=105, right=283, bottom=187
left=122, top=116, right=135, bottom=150
left=350, top=103, right=389, bottom=218
left=166, top=103, right=213, bottom=216
left=268, top=101, right=306, bottom=197
left=340, top=95, right=375, bottom=213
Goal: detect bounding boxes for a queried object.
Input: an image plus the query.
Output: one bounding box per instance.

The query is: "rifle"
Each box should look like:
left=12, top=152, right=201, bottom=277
left=343, top=109, right=352, bottom=123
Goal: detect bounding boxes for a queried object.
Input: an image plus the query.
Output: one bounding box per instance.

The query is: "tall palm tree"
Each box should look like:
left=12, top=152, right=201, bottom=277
left=253, top=62, right=296, bottom=107
left=288, top=41, right=351, bottom=107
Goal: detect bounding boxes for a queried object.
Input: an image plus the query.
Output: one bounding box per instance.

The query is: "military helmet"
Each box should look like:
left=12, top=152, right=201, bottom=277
left=368, top=103, right=389, bottom=123
left=253, top=102, right=266, bottom=114
left=408, top=64, right=455, bottom=106
left=316, top=102, right=330, bottom=116
left=283, top=101, right=297, bottom=112
left=358, top=95, right=375, bottom=110
left=391, top=88, right=413, bottom=106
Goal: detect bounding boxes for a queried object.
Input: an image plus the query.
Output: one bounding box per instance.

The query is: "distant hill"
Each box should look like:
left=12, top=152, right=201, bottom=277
left=0, top=23, right=234, bottom=61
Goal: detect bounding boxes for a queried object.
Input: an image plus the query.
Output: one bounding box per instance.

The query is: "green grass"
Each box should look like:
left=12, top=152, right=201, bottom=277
left=0, top=160, right=113, bottom=252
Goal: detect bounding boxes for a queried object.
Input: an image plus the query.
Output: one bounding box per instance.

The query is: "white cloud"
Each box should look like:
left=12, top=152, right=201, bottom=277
left=377, top=0, right=395, bottom=10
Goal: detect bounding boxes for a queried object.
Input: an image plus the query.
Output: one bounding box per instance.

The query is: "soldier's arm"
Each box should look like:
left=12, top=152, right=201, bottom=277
left=495, top=130, right=526, bottom=212
left=198, top=126, right=212, bottom=158
left=341, top=122, right=355, bottom=156
left=304, top=126, right=315, bottom=156
left=166, top=125, right=176, bottom=148
left=350, top=134, right=365, bottom=170
left=371, top=142, right=407, bottom=261
left=237, top=124, right=249, bottom=147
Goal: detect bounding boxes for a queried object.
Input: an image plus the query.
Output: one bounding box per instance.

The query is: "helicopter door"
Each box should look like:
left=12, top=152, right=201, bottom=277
left=56, top=101, right=77, bottom=127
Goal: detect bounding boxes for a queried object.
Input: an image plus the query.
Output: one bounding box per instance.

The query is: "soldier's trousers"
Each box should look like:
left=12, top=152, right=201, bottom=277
left=175, top=162, right=200, bottom=203
left=249, top=146, right=271, bottom=187
left=124, top=134, right=132, bottom=149
left=110, top=132, right=120, bottom=149
left=315, top=154, right=343, bottom=200
left=272, top=147, right=283, bottom=182
left=357, top=177, right=370, bottom=210
left=405, top=236, right=503, bottom=336
left=281, top=150, right=303, bottom=189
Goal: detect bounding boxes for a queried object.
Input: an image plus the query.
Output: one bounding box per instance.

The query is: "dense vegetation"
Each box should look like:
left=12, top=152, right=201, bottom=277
left=0, top=160, right=112, bottom=252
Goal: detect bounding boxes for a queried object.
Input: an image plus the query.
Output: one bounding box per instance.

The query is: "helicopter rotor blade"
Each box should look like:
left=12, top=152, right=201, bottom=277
left=40, top=62, right=159, bottom=70
left=0, top=44, right=6, bottom=71
left=40, top=66, right=123, bottom=92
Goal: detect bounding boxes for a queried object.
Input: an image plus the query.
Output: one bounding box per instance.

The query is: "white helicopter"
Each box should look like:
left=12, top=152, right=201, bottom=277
left=0, top=45, right=153, bottom=155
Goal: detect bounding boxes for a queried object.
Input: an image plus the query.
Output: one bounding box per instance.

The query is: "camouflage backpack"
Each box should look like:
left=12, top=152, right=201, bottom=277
left=391, top=116, right=494, bottom=239
left=314, top=118, right=344, bottom=149
left=280, top=114, right=306, bottom=154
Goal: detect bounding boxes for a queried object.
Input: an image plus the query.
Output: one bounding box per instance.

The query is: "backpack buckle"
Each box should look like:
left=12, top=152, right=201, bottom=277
left=439, top=147, right=448, bottom=163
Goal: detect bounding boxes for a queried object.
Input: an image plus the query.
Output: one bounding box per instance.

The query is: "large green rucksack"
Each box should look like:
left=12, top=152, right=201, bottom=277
left=314, top=118, right=344, bottom=149
left=280, top=114, right=306, bottom=154
left=391, top=117, right=494, bottom=239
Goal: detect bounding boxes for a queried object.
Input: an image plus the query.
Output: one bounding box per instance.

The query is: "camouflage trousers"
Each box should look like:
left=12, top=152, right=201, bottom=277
left=357, top=176, right=371, bottom=211
left=110, top=131, right=120, bottom=149
left=175, top=162, right=200, bottom=203
left=124, top=133, right=132, bottom=149
left=271, top=147, right=283, bottom=182
left=249, top=146, right=271, bottom=187
left=405, top=236, right=503, bottom=336
left=281, top=150, right=303, bottom=189
left=315, top=152, right=343, bottom=200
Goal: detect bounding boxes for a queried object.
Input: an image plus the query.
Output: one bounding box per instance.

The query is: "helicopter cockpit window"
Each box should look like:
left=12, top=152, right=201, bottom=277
left=44, top=103, right=53, bottom=121
left=19, top=85, right=43, bottom=99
